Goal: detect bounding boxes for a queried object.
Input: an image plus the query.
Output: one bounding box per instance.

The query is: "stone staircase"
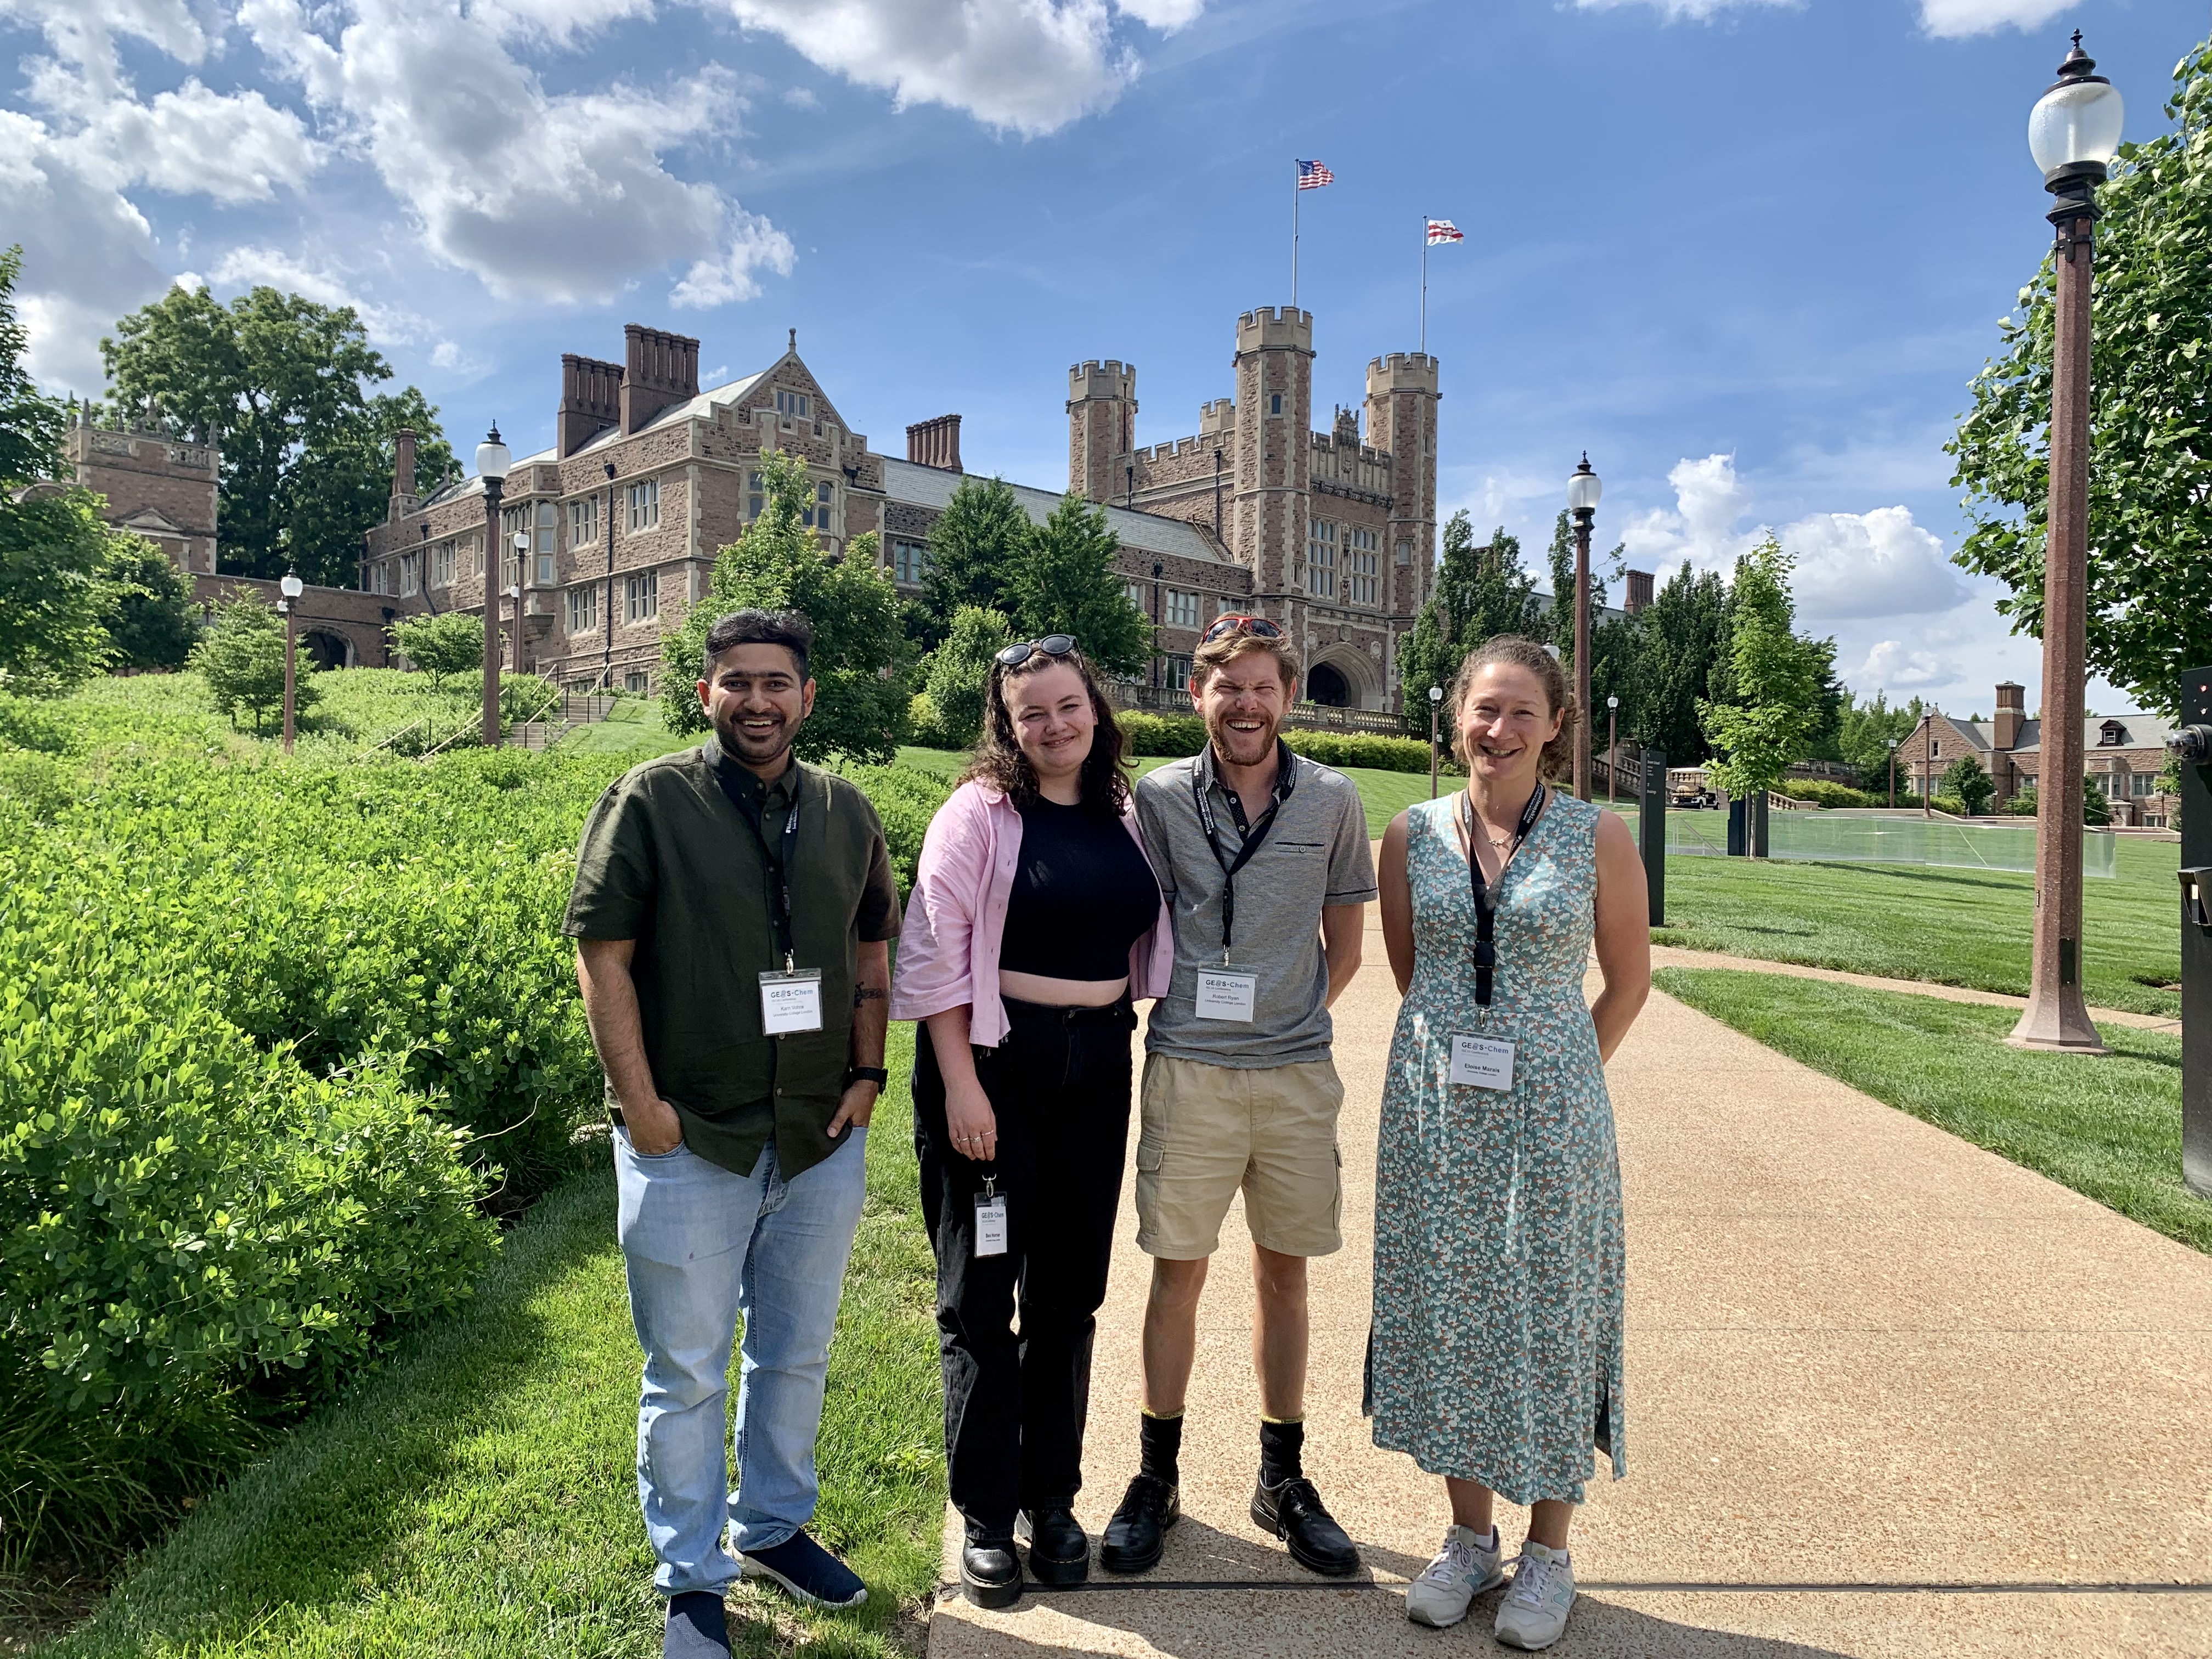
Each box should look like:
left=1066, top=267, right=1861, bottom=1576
left=504, top=686, right=617, bottom=751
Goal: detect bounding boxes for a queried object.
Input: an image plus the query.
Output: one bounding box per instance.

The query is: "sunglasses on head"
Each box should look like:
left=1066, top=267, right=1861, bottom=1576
left=1199, top=613, right=1285, bottom=646
left=995, top=634, right=1077, bottom=669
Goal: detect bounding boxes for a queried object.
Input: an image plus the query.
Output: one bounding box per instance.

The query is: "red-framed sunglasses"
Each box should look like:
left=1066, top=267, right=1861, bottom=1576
left=1199, top=613, right=1285, bottom=646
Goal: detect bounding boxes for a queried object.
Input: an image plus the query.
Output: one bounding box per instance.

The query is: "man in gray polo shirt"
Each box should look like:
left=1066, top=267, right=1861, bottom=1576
left=1102, top=616, right=1376, bottom=1580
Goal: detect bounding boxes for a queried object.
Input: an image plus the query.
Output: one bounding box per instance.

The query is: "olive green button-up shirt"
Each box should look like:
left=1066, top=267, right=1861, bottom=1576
left=563, top=738, right=900, bottom=1179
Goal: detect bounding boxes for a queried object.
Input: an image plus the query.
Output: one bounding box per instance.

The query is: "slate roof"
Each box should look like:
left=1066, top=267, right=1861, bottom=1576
left=878, top=456, right=1231, bottom=565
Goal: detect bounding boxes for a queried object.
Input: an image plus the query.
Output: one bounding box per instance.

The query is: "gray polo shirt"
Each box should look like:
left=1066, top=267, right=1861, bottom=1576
left=1135, top=744, right=1377, bottom=1068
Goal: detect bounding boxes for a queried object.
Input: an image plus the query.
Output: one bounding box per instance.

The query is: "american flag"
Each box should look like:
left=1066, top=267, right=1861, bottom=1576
left=1297, top=159, right=1334, bottom=190
left=1426, top=219, right=1464, bottom=245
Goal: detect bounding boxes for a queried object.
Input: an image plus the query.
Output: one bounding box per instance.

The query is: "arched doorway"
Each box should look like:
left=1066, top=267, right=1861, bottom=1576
left=1307, top=662, right=1351, bottom=707
left=302, top=630, right=352, bottom=670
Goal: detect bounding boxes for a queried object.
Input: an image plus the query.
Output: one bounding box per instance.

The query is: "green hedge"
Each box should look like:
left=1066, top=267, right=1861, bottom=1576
left=1779, top=779, right=1881, bottom=809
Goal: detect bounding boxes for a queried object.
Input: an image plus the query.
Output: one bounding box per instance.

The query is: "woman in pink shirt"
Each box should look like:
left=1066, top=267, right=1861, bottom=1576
left=890, top=636, right=1172, bottom=1610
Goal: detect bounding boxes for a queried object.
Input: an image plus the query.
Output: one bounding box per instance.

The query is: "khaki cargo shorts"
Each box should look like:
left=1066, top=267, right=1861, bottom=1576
left=1134, top=1053, right=1344, bottom=1260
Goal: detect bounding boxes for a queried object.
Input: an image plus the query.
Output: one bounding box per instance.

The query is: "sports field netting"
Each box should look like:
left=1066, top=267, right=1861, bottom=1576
left=1660, top=809, right=2119, bottom=876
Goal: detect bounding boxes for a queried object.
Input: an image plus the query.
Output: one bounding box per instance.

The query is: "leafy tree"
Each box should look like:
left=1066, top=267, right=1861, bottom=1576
left=1943, top=753, right=1996, bottom=816
left=661, top=447, right=910, bottom=763
left=1699, top=539, right=1829, bottom=800
left=388, top=611, right=484, bottom=691
left=2082, top=774, right=2112, bottom=827
left=1836, top=690, right=1926, bottom=793
left=1626, top=561, right=1731, bottom=764
left=102, top=539, right=199, bottom=670
left=2004, top=785, right=2039, bottom=817
left=0, top=245, right=129, bottom=695
left=1397, top=512, right=1541, bottom=735
left=192, top=592, right=318, bottom=733
left=921, top=476, right=1031, bottom=646
left=923, top=606, right=1015, bottom=748
left=1010, top=493, right=1150, bottom=678
left=1949, top=38, right=2212, bottom=718
left=101, top=286, right=458, bottom=586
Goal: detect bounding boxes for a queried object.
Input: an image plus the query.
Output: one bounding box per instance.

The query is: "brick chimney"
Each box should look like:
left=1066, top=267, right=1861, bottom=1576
left=558, top=354, right=623, bottom=458
left=1624, top=568, right=1654, bottom=615
left=1994, top=680, right=2025, bottom=751
left=388, top=427, right=417, bottom=523
left=906, top=413, right=963, bottom=472
left=619, top=325, right=701, bottom=436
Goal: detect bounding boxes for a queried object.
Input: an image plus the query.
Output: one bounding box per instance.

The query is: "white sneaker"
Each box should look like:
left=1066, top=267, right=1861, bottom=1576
left=1403, top=1524, right=1503, bottom=1628
left=1494, top=1540, right=1576, bottom=1650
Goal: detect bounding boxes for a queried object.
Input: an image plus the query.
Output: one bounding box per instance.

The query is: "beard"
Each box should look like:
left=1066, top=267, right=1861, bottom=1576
left=1204, top=703, right=1280, bottom=768
left=715, top=704, right=798, bottom=769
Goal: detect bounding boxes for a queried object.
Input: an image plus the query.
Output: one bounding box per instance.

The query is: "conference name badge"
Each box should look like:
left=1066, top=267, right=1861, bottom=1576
left=1194, top=968, right=1259, bottom=1023
left=1449, top=1034, right=1515, bottom=1092
left=758, top=968, right=825, bottom=1035
left=975, top=1178, right=1009, bottom=1258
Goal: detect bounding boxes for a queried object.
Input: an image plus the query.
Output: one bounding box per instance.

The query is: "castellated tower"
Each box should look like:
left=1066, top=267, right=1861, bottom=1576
left=1231, top=307, right=1314, bottom=597
left=1066, top=360, right=1137, bottom=504
left=1364, top=350, right=1440, bottom=619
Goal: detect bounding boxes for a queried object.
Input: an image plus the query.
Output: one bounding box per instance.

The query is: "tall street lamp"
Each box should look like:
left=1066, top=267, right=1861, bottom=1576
left=1606, top=694, right=1620, bottom=805
left=2013, top=31, right=2121, bottom=1054
left=1567, top=455, right=1601, bottom=800
left=278, top=570, right=303, bottom=753
left=1428, top=683, right=1444, bottom=799
left=476, top=425, right=511, bottom=745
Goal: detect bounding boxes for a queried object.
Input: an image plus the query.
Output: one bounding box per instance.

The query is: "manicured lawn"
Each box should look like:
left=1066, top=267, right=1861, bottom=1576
left=1655, top=968, right=2209, bottom=1254
left=1651, top=833, right=2181, bottom=1018
left=40, top=1028, right=942, bottom=1659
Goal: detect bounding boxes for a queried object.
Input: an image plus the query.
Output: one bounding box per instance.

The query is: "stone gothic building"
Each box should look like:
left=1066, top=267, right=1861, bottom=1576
left=359, top=307, right=1438, bottom=715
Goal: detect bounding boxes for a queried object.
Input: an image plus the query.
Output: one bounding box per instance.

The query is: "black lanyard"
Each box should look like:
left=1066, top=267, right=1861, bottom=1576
left=1192, top=741, right=1295, bottom=962
left=715, top=757, right=804, bottom=969
left=1461, top=783, right=1545, bottom=1007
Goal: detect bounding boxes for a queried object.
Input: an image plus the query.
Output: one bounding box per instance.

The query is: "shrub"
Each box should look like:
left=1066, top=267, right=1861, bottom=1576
left=388, top=611, right=485, bottom=690
left=2004, top=786, right=2038, bottom=815
left=1280, top=729, right=1437, bottom=774
left=907, top=690, right=952, bottom=751
left=1117, top=709, right=1208, bottom=757
left=844, top=762, right=952, bottom=890
left=1780, top=779, right=1878, bottom=809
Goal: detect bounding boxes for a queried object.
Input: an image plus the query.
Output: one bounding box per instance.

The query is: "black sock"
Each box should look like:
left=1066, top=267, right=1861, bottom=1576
left=1139, top=1410, right=1183, bottom=1486
left=1259, top=1417, right=1305, bottom=1487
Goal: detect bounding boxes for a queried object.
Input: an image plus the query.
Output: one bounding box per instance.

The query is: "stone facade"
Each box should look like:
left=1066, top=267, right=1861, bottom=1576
left=1905, top=680, right=2179, bottom=827
left=64, top=411, right=219, bottom=575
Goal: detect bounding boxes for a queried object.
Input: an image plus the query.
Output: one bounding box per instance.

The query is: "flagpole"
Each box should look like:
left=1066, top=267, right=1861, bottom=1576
left=1292, top=164, right=1300, bottom=304
left=1420, top=216, right=1428, bottom=353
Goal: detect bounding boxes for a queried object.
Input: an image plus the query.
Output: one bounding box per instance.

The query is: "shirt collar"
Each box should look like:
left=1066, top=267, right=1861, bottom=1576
left=704, top=736, right=801, bottom=808
left=1195, top=737, right=1296, bottom=805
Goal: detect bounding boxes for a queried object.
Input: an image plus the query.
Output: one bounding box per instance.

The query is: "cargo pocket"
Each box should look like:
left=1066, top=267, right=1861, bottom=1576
left=1135, top=1137, right=1165, bottom=1239
left=1330, top=1143, right=1344, bottom=1235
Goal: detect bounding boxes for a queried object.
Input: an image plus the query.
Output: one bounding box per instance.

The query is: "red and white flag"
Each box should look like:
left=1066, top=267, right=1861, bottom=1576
left=1297, top=159, right=1334, bottom=190
left=1426, top=218, right=1464, bottom=245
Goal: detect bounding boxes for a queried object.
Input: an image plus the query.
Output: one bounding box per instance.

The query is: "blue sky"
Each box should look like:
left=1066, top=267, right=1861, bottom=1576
left=7, top=0, right=2201, bottom=714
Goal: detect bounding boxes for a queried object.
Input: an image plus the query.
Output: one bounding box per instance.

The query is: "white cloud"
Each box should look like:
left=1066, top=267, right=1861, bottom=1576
left=1572, top=0, right=1798, bottom=21
left=671, top=207, right=798, bottom=308
left=242, top=0, right=787, bottom=307
left=205, top=246, right=435, bottom=346
left=715, top=0, right=1165, bottom=137
left=1917, top=0, right=2073, bottom=40
left=1618, top=452, right=1756, bottom=571
left=91, top=80, right=319, bottom=204
left=1849, top=640, right=1953, bottom=691
left=1779, top=505, right=1970, bottom=620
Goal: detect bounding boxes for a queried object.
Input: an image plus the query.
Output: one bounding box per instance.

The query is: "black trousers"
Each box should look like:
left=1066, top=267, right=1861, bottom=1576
left=912, top=995, right=1135, bottom=1531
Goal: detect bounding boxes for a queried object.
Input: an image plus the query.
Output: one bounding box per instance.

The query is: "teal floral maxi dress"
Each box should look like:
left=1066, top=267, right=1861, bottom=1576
left=1367, top=790, right=1626, bottom=1505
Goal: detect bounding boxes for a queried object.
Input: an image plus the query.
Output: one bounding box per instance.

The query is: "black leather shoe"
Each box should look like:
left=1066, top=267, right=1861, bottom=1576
left=1250, top=1476, right=1361, bottom=1577
left=961, top=1528, right=1023, bottom=1609
left=1018, top=1505, right=1090, bottom=1586
left=1098, top=1472, right=1180, bottom=1574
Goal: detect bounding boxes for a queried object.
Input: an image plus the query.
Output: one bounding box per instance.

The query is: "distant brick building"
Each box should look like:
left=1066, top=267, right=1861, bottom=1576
left=360, top=308, right=1451, bottom=716
left=1905, top=680, right=2178, bottom=827
left=63, top=409, right=403, bottom=670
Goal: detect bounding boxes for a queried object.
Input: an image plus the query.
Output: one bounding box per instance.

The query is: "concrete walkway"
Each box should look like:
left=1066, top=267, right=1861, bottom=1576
left=926, top=910, right=2212, bottom=1657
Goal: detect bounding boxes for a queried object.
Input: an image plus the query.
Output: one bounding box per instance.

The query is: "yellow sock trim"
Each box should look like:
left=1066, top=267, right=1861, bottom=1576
left=1258, top=1414, right=1305, bottom=1426
left=1141, top=1408, right=1184, bottom=1421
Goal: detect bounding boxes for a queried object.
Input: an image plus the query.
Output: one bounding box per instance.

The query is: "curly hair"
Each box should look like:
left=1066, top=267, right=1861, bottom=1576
left=958, top=643, right=1132, bottom=814
left=1448, top=635, right=1578, bottom=782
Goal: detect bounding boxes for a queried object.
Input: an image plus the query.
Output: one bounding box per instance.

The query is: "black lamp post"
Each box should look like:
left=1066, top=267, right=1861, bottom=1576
left=476, top=425, right=511, bottom=745
left=1567, top=455, right=1601, bottom=800
left=1428, top=684, right=1444, bottom=799
left=2012, top=32, right=2123, bottom=1056
left=1606, top=694, right=1620, bottom=805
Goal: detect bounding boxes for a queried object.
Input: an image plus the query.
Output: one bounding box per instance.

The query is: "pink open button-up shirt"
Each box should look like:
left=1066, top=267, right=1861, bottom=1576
left=889, top=779, right=1175, bottom=1048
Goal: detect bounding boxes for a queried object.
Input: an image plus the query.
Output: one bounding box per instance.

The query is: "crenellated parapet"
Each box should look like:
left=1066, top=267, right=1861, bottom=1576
left=1365, top=351, right=1439, bottom=394
left=1235, top=306, right=1314, bottom=357
left=1068, top=359, right=1137, bottom=404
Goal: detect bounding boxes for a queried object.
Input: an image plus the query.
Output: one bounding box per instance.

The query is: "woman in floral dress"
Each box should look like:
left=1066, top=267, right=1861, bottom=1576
left=1368, top=635, right=1651, bottom=1652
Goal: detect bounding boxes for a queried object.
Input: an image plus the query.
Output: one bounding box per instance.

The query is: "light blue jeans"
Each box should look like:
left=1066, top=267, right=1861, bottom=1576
left=614, top=1125, right=869, bottom=1596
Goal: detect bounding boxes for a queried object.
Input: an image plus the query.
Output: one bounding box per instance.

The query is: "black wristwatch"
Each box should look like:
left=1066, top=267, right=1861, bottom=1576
left=846, top=1065, right=889, bottom=1090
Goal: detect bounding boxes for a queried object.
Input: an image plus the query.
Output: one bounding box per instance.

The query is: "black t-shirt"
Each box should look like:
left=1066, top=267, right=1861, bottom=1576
left=1000, top=797, right=1161, bottom=981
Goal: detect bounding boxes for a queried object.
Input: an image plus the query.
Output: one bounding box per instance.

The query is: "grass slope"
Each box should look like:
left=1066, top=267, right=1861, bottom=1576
left=1655, top=968, right=2209, bottom=1254
left=42, top=1027, right=941, bottom=1659
left=1653, top=835, right=2180, bottom=1017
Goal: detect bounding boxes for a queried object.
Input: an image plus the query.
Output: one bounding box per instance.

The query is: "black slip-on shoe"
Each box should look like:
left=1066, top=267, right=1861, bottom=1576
left=663, top=1591, right=731, bottom=1659
left=1018, top=1505, right=1091, bottom=1586
left=961, top=1530, right=1024, bottom=1609
left=1250, top=1475, right=1362, bottom=1577
left=1099, top=1472, right=1179, bottom=1575
left=738, top=1530, right=867, bottom=1610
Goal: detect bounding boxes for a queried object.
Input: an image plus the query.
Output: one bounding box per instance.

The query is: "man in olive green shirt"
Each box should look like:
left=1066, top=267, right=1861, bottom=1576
left=566, top=610, right=898, bottom=1656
